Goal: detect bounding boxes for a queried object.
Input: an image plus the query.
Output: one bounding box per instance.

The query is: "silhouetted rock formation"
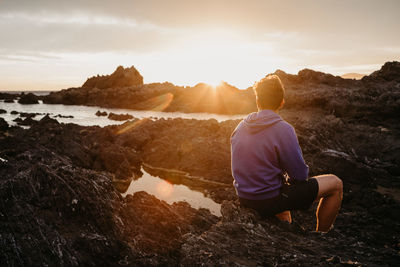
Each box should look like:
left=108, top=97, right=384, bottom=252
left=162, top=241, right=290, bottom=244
left=272, top=62, right=400, bottom=121
left=95, top=110, right=107, bottom=116
left=0, top=92, right=17, bottom=102
left=54, top=114, right=74, bottom=118
left=18, top=92, right=39, bottom=104
left=82, top=65, right=144, bottom=89
left=108, top=112, right=134, bottom=121
left=42, top=62, right=400, bottom=122
left=363, top=61, right=400, bottom=82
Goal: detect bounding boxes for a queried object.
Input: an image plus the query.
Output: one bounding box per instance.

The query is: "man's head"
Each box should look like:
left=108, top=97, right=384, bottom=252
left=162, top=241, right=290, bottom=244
left=253, top=75, right=285, bottom=111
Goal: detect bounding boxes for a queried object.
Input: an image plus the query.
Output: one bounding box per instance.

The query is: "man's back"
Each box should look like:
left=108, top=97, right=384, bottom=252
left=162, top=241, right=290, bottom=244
left=231, top=109, right=308, bottom=200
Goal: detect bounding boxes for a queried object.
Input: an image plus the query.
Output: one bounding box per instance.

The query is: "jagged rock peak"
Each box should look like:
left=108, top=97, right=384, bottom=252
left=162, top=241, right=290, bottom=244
left=365, top=61, right=400, bottom=82
left=82, top=65, right=144, bottom=89
left=297, top=68, right=341, bottom=82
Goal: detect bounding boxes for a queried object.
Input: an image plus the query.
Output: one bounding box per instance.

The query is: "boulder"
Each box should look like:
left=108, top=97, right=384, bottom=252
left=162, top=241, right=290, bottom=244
left=0, top=117, right=8, bottom=130
left=108, top=112, right=134, bottom=121
left=18, top=92, right=39, bottom=104
left=95, top=110, right=108, bottom=116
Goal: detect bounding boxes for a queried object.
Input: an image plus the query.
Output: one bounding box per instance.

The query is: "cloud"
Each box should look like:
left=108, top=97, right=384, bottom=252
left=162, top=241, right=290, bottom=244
left=0, top=11, right=182, bottom=54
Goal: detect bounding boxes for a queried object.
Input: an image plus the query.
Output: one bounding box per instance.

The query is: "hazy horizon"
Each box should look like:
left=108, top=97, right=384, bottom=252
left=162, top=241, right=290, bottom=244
left=1, top=0, right=399, bottom=91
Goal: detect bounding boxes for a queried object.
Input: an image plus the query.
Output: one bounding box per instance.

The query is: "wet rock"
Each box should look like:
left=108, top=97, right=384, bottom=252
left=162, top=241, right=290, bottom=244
left=0, top=92, right=17, bottom=102
left=10, top=110, right=19, bottom=115
left=108, top=112, right=133, bottom=121
left=17, top=116, right=37, bottom=126
left=19, top=112, right=36, bottom=118
left=0, top=109, right=6, bottom=114
left=0, top=117, right=8, bottom=130
left=95, top=110, right=107, bottom=116
left=54, top=114, right=74, bottom=118
left=18, top=92, right=39, bottom=104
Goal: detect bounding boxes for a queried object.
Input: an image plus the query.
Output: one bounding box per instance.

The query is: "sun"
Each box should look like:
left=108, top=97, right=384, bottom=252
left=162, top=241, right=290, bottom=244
left=206, top=79, right=223, bottom=88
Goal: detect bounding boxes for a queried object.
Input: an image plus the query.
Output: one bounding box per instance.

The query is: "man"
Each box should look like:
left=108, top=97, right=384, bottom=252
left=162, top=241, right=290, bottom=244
left=230, top=75, right=342, bottom=232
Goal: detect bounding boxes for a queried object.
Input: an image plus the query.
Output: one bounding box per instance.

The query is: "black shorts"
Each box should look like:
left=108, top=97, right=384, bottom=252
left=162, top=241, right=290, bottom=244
left=239, top=178, right=319, bottom=218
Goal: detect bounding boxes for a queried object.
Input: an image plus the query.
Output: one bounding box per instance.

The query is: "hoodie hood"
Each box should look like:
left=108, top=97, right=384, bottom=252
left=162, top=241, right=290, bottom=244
left=243, top=110, right=282, bottom=134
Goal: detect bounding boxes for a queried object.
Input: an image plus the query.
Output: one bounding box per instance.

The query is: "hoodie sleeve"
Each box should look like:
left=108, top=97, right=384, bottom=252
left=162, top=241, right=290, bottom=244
left=276, top=123, right=309, bottom=182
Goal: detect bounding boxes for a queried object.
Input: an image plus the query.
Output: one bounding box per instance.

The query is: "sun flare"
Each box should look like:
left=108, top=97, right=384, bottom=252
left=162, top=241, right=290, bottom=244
left=156, top=180, right=174, bottom=198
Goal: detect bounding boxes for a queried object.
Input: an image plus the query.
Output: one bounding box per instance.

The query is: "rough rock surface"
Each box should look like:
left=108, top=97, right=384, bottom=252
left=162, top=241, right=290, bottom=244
left=82, top=65, right=143, bottom=89
left=95, top=110, right=108, bottom=116
left=0, top=119, right=217, bottom=266
left=18, top=92, right=39, bottom=104
left=108, top=112, right=134, bottom=121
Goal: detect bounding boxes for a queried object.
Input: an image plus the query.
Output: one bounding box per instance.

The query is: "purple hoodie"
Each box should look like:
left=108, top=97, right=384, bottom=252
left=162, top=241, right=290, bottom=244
left=231, top=109, right=309, bottom=200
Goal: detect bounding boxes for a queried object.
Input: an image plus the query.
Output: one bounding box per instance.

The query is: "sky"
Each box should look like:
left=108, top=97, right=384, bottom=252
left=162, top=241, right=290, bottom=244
left=0, top=0, right=399, bottom=90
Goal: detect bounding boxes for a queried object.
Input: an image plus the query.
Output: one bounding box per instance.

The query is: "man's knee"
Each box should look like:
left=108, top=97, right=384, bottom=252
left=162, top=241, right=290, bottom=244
left=316, top=174, right=343, bottom=198
left=329, top=174, right=343, bottom=192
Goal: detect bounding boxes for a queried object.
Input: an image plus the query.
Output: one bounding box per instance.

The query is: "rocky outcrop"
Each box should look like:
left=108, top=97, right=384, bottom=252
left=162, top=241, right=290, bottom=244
left=82, top=65, right=143, bottom=89
left=0, top=117, right=8, bottom=130
left=108, top=112, right=134, bottom=121
left=18, top=92, right=39, bottom=104
left=95, top=110, right=107, bottom=116
left=364, top=61, right=400, bottom=82
left=42, top=62, right=400, bottom=122
left=0, top=134, right=216, bottom=265
left=0, top=92, right=17, bottom=102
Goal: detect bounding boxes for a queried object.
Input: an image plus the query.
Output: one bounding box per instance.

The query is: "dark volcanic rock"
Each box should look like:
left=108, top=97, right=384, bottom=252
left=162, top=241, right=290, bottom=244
left=0, top=117, right=8, bottom=130
left=54, top=114, right=74, bottom=118
left=0, top=92, right=17, bottom=102
left=18, top=92, right=39, bottom=104
left=18, top=116, right=37, bottom=126
left=0, top=118, right=217, bottom=266
left=19, top=112, right=37, bottom=118
left=10, top=110, right=19, bottom=115
left=108, top=112, right=134, bottom=121
left=83, top=65, right=143, bottom=89
left=364, top=61, right=400, bottom=82
left=0, top=109, right=6, bottom=114
left=95, top=110, right=107, bottom=116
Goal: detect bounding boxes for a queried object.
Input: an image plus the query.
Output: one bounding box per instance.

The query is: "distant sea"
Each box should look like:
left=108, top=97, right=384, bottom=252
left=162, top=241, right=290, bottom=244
left=0, top=90, right=56, bottom=96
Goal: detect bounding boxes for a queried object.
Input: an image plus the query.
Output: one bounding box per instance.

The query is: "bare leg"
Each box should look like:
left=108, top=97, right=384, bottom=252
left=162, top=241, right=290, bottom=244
left=275, top=210, right=292, bottom=223
left=314, top=174, right=343, bottom=232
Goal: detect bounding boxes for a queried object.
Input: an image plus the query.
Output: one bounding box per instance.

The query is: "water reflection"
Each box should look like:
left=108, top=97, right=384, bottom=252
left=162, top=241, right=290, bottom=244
left=0, top=100, right=244, bottom=127
left=122, top=167, right=222, bottom=217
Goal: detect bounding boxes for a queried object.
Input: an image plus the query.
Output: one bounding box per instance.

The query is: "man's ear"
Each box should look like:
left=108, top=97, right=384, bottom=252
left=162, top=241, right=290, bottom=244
left=278, top=99, right=285, bottom=110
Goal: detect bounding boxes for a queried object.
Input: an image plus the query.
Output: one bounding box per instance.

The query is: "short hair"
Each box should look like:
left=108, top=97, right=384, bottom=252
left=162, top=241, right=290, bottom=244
left=253, top=75, right=285, bottom=110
